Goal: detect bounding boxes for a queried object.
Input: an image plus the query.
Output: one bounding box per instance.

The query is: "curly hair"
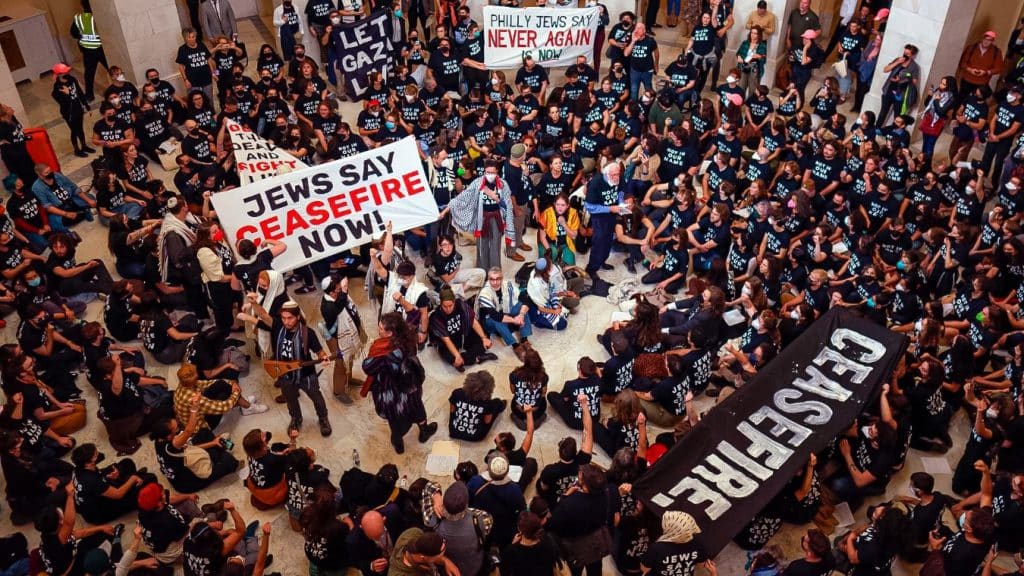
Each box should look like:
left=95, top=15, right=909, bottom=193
left=463, top=370, right=496, bottom=403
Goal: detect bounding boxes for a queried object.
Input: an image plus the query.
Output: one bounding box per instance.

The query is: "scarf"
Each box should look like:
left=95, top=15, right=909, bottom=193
left=449, top=176, right=515, bottom=243
left=157, top=212, right=199, bottom=281
left=360, top=337, right=396, bottom=397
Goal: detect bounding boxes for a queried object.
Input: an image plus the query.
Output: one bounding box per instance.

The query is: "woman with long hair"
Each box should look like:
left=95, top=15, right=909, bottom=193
left=736, top=25, right=767, bottom=99
left=537, top=194, right=580, bottom=266
left=183, top=499, right=251, bottom=576
left=286, top=446, right=335, bottom=533
left=118, top=143, right=153, bottom=207
left=194, top=221, right=239, bottom=331
left=509, top=348, right=549, bottom=430
left=300, top=487, right=350, bottom=575
left=594, top=389, right=647, bottom=457
left=361, top=312, right=438, bottom=454
left=608, top=448, right=654, bottom=576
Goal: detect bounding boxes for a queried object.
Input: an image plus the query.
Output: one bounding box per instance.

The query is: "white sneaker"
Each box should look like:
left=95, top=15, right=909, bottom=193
left=245, top=395, right=256, bottom=405
left=241, top=402, right=269, bottom=416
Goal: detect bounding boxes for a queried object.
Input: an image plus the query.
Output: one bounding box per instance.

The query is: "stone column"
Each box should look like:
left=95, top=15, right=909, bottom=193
left=724, top=0, right=798, bottom=90
left=91, top=0, right=188, bottom=89
left=0, top=48, right=29, bottom=179
left=864, top=0, right=980, bottom=117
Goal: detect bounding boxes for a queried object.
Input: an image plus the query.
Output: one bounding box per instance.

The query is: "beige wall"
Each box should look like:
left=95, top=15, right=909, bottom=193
left=965, top=0, right=1024, bottom=55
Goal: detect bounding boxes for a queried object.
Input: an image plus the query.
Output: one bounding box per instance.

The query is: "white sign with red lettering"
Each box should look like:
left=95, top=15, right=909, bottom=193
left=484, top=6, right=600, bottom=68
left=210, top=137, right=439, bottom=272
left=225, top=119, right=307, bottom=184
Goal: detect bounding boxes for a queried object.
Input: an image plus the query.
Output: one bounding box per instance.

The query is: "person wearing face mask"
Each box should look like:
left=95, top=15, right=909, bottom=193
left=103, top=66, right=140, bottom=110
left=192, top=221, right=238, bottom=332
left=982, top=86, right=1024, bottom=185
left=428, top=38, right=463, bottom=94
left=607, top=12, right=635, bottom=69
left=449, top=159, right=517, bottom=272
left=90, top=102, right=133, bottom=163
left=273, top=0, right=307, bottom=60
left=50, top=63, right=93, bottom=158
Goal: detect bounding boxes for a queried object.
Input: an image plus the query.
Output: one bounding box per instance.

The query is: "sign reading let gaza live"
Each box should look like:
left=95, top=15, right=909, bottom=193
left=210, top=137, right=439, bottom=272
left=332, top=11, right=392, bottom=98
left=484, top=6, right=600, bottom=68
left=633, top=309, right=907, bottom=557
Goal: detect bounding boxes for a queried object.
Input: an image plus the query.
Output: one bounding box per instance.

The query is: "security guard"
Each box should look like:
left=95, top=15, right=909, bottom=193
left=70, top=0, right=108, bottom=102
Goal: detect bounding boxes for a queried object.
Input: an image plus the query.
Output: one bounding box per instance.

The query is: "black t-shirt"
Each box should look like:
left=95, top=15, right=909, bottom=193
left=16, top=318, right=47, bottom=355
left=39, top=532, right=76, bottom=576
left=992, top=476, right=1024, bottom=551
left=851, top=525, right=895, bottom=576
left=629, top=37, right=658, bottom=72
left=515, top=65, right=548, bottom=91
left=558, top=376, right=602, bottom=427
left=287, top=464, right=333, bottom=516
left=247, top=451, right=287, bottom=489
left=140, top=505, right=190, bottom=553
left=272, top=318, right=322, bottom=377
left=139, top=316, right=172, bottom=353
left=501, top=538, right=560, bottom=575
left=428, top=50, right=462, bottom=89
left=98, top=371, right=145, bottom=420
left=538, top=451, right=592, bottom=504
left=176, top=42, right=213, bottom=86
left=234, top=249, right=274, bottom=292
left=448, top=388, right=493, bottom=439
left=305, top=518, right=350, bottom=569
left=642, top=540, right=704, bottom=576
left=940, top=532, right=988, bottom=576
left=72, top=468, right=110, bottom=521
left=783, top=557, right=836, bottom=576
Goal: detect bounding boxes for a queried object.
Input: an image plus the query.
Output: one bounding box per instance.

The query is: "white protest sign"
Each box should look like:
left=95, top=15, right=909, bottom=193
left=225, top=119, right=307, bottom=184
left=210, top=137, right=438, bottom=272
left=484, top=6, right=601, bottom=69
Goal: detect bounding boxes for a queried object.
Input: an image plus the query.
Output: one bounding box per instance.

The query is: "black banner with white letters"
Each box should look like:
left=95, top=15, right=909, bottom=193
left=633, top=309, right=907, bottom=557
left=333, top=11, right=393, bottom=98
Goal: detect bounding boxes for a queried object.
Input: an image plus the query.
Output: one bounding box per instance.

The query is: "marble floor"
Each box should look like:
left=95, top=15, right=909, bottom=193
left=3, top=15, right=1011, bottom=576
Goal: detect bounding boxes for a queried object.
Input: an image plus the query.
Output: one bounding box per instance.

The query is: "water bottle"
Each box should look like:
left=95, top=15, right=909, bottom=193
left=352, top=448, right=361, bottom=469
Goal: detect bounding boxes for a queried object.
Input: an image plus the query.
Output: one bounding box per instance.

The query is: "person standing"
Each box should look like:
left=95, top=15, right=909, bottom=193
left=304, top=0, right=336, bottom=65
left=625, top=23, right=659, bottom=101
left=784, top=0, right=820, bottom=54
left=0, top=104, right=36, bottom=187
left=745, top=1, right=776, bottom=40
left=69, top=0, right=108, bottom=102
left=877, top=43, right=920, bottom=126
left=957, top=31, right=1004, bottom=101
left=175, top=28, right=215, bottom=102
left=319, top=275, right=366, bottom=405
left=981, top=85, right=1024, bottom=185
left=361, top=311, right=439, bottom=454
left=450, top=159, right=518, bottom=272
left=250, top=299, right=333, bottom=437
left=503, top=143, right=532, bottom=263
left=823, top=0, right=857, bottom=58
left=273, top=0, right=307, bottom=61
left=584, top=162, right=624, bottom=289
left=199, top=0, right=239, bottom=43
left=50, top=64, right=93, bottom=158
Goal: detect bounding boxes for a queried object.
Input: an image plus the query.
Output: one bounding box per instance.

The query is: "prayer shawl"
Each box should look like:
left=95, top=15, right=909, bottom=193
left=157, top=211, right=200, bottom=282
left=449, top=176, right=516, bottom=245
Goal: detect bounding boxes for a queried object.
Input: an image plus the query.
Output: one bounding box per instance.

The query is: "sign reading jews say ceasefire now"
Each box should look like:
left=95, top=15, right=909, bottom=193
left=210, top=137, right=439, bottom=273
left=484, top=6, right=601, bottom=68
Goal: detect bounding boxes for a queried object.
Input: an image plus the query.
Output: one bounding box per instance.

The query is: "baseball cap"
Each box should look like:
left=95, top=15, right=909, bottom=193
left=984, top=30, right=997, bottom=39
left=874, top=8, right=889, bottom=20
left=52, top=63, right=72, bottom=75
left=801, top=29, right=818, bottom=40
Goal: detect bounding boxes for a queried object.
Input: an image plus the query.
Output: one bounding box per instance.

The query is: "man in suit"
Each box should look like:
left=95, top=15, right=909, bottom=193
left=200, top=0, right=238, bottom=41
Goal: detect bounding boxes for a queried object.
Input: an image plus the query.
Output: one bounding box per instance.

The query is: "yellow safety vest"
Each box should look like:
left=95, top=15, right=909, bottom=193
left=74, top=13, right=102, bottom=49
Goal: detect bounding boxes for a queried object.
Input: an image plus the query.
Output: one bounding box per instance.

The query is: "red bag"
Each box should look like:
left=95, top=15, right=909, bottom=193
left=918, top=112, right=945, bottom=137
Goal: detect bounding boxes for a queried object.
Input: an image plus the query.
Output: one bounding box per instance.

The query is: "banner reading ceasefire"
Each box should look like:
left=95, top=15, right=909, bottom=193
left=484, top=6, right=600, bottom=68
left=633, top=309, right=907, bottom=557
left=210, top=137, right=438, bottom=272
left=225, top=119, right=307, bottom=184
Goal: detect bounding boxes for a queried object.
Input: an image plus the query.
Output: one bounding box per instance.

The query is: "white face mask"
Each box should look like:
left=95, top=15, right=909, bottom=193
left=145, top=92, right=157, bottom=101
left=986, top=407, right=1000, bottom=419
left=491, top=78, right=500, bottom=86
left=726, top=75, right=738, bottom=83
left=752, top=152, right=762, bottom=161
left=485, top=173, right=497, bottom=184
left=110, top=97, right=121, bottom=107
left=641, top=96, right=651, bottom=104
left=441, top=158, right=454, bottom=169
left=1008, top=182, right=1019, bottom=191
left=718, top=127, right=727, bottom=136
left=405, top=95, right=415, bottom=102
left=399, top=278, right=410, bottom=287
left=861, top=425, right=874, bottom=440
left=751, top=317, right=762, bottom=330
left=895, top=284, right=906, bottom=292
left=116, top=74, right=127, bottom=82
left=741, top=285, right=752, bottom=297
left=790, top=309, right=800, bottom=320
left=1009, top=94, right=1018, bottom=104
left=331, top=16, right=341, bottom=24
left=967, top=185, right=976, bottom=194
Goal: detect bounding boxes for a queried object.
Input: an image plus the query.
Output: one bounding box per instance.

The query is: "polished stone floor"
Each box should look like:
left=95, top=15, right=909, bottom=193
left=3, top=13, right=1010, bottom=576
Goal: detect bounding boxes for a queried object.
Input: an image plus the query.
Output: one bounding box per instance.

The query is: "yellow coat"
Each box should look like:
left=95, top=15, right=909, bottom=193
left=541, top=206, right=580, bottom=252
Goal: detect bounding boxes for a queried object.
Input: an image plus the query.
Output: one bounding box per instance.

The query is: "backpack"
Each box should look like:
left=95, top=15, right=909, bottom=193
left=514, top=261, right=536, bottom=286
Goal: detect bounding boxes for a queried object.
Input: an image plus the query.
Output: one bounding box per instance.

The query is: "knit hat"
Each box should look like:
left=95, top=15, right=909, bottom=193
left=443, top=481, right=469, bottom=514
left=439, top=287, right=456, bottom=302
left=535, top=258, right=548, bottom=271
left=137, top=482, right=164, bottom=511
left=488, top=454, right=511, bottom=485
left=408, top=531, right=445, bottom=556
left=396, top=261, right=416, bottom=277
left=510, top=143, right=526, bottom=160
left=321, top=276, right=335, bottom=291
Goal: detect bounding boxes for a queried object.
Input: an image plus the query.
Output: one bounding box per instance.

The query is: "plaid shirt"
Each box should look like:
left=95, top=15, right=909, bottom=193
left=173, top=380, right=240, bottom=430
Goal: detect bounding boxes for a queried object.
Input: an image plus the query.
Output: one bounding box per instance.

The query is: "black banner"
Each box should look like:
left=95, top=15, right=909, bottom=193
left=633, top=309, right=907, bottom=557
left=332, top=11, right=393, bottom=98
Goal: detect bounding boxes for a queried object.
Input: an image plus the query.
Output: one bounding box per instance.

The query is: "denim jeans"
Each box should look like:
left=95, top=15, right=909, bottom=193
left=483, top=302, right=533, bottom=345
left=630, top=69, right=654, bottom=100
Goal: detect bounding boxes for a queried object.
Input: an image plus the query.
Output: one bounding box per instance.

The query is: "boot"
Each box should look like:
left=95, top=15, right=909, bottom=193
left=417, top=421, right=438, bottom=442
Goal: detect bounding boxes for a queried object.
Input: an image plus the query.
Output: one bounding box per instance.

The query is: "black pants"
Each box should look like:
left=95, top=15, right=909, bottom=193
left=852, top=75, right=872, bottom=111
left=205, top=281, right=236, bottom=331
left=586, top=213, right=616, bottom=275
left=435, top=331, right=488, bottom=366
left=548, top=391, right=584, bottom=430
left=65, top=112, right=87, bottom=152
left=982, top=139, right=1013, bottom=182
left=279, top=373, right=329, bottom=423
left=58, top=266, right=114, bottom=298
left=407, top=4, right=430, bottom=40
left=644, top=0, right=660, bottom=27
left=80, top=47, right=109, bottom=101
left=877, top=90, right=903, bottom=127
left=641, top=268, right=685, bottom=293
left=0, top=142, right=36, bottom=186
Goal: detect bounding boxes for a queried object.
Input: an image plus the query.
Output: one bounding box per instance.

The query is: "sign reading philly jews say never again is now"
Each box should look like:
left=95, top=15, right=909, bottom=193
left=225, top=119, right=307, bottom=184
left=210, top=137, right=438, bottom=273
left=633, top=308, right=908, bottom=557
left=484, top=6, right=601, bottom=68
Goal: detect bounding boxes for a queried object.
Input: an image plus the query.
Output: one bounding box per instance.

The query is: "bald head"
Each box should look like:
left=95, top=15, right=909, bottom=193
left=361, top=511, right=385, bottom=539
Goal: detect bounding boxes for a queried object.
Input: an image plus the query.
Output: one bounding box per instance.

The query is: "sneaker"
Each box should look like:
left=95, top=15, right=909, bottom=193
left=288, top=419, right=302, bottom=434
left=295, top=284, right=317, bottom=294
left=112, top=523, right=125, bottom=540
left=625, top=259, right=637, bottom=274
left=319, top=418, right=333, bottom=437
left=74, top=150, right=88, bottom=158
left=479, top=352, right=499, bottom=362
left=245, top=395, right=256, bottom=405
left=418, top=421, right=438, bottom=443
left=335, top=391, right=354, bottom=405
left=241, top=402, right=269, bottom=416
left=601, top=264, right=614, bottom=271
left=82, top=146, right=96, bottom=153
left=455, top=364, right=465, bottom=373
left=275, top=394, right=286, bottom=404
